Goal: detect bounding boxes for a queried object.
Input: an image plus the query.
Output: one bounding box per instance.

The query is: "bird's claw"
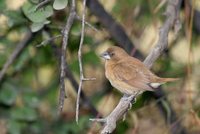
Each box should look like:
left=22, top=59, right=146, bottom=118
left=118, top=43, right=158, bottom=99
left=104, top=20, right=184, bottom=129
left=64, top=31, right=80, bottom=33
left=123, top=113, right=127, bottom=121
left=131, top=97, right=137, bottom=104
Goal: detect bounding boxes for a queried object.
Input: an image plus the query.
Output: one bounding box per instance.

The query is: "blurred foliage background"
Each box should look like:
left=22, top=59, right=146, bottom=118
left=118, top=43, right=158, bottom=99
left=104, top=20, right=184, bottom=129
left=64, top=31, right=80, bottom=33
left=0, top=0, right=200, bottom=134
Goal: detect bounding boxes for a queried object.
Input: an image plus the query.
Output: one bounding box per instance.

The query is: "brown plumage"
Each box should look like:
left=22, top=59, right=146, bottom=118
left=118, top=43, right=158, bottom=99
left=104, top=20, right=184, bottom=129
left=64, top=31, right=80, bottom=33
left=100, top=46, right=178, bottom=95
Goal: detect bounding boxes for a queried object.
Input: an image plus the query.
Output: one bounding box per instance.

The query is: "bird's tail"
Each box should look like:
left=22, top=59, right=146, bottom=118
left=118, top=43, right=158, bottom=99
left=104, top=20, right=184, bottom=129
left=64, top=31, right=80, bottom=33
left=149, top=77, right=179, bottom=89
left=156, top=77, right=180, bottom=83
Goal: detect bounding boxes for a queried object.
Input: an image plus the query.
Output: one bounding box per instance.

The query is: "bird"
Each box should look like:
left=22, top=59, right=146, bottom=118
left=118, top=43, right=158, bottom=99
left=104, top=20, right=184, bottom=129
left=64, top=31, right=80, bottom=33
left=100, top=46, right=179, bottom=96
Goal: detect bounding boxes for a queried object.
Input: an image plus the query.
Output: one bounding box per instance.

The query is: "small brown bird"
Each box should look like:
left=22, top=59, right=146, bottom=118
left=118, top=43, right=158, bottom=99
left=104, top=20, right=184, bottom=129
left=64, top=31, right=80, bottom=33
left=100, top=46, right=178, bottom=95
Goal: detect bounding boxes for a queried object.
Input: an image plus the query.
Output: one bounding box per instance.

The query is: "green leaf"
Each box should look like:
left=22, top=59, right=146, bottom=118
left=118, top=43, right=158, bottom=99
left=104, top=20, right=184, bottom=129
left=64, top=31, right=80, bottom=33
left=22, top=1, right=53, bottom=23
left=11, top=107, right=37, bottom=121
left=0, top=83, right=17, bottom=106
left=30, top=20, right=50, bottom=32
left=31, top=22, right=44, bottom=32
left=53, top=0, right=68, bottom=10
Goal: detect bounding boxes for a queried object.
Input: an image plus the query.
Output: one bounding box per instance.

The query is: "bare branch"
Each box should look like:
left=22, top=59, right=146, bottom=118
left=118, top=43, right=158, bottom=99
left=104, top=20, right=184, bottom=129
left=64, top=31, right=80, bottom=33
left=75, top=14, right=99, bottom=32
left=153, top=0, right=167, bottom=14
left=90, top=94, right=137, bottom=133
left=64, top=62, right=98, bottom=115
left=35, top=0, right=51, bottom=11
left=0, top=30, right=33, bottom=83
left=143, top=0, right=182, bottom=68
left=59, top=0, right=76, bottom=113
left=36, top=34, right=62, bottom=47
left=90, top=0, right=182, bottom=133
left=76, top=0, right=96, bottom=123
left=76, top=0, right=87, bottom=123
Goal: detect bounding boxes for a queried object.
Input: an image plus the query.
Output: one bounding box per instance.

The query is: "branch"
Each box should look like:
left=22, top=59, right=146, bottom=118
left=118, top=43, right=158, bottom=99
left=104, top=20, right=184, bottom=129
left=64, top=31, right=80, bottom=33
left=36, top=34, right=62, bottom=47
left=35, top=0, right=51, bottom=11
left=65, top=62, right=98, bottom=116
left=59, top=0, right=76, bottom=113
left=76, top=0, right=96, bottom=123
left=76, top=0, right=86, bottom=122
left=90, top=0, right=182, bottom=133
left=143, top=0, right=182, bottom=68
left=184, top=0, right=200, bottom=35
left=75, top=14, right=99, bottom=32
left=0, top=30, right=33, bottom=83
left=90, top=95, right=136, bottom=131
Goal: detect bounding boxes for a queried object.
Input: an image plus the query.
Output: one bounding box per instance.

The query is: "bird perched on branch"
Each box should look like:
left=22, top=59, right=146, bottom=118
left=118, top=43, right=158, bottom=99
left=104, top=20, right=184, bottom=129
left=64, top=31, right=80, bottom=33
left=100, top=46, right=179, bottom=95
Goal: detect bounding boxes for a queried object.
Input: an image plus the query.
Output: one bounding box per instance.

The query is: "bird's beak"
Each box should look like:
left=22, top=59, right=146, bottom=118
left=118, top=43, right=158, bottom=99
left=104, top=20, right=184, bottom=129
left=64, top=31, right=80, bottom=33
left=100, top=51, right=111, bottom=60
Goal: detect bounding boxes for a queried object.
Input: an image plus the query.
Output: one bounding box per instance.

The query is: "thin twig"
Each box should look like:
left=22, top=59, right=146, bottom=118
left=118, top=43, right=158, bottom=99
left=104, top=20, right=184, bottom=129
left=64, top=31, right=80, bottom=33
left=36, top=34, right=62, bottom=47
left=35, top=0, right=51, bottom=11
left=76, top=0, right=96, bottom=124
left=65, top=62, right=98, bottom=115
left=186, top=0, right=195, bottom=107
left=90, top=0, right=182, bottom=133
left=75, top=14, right=99, bottom=32
left=59, top=0, right=76, bottom=114
left=144, top=0, right=182, bottom=68
left=153, top=0, right=167, bottom=14
left=0, top=30, right=33, bottom=83
left=76, top=0, right=85, bottom=122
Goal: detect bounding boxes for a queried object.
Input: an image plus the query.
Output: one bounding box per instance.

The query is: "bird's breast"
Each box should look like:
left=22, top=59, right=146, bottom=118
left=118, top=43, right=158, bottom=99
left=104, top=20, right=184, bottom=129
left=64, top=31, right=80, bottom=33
left=105, top=64, right=138, bottom=95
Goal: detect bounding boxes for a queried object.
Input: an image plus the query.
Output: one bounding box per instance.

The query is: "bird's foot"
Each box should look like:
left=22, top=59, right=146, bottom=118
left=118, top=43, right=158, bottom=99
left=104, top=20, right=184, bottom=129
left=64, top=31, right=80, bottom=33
left=131, top=97, right=137, bottom=104
left=122, top=94, right=137, bottom=110
left=123, top=113, right=127, bottom=121
left=122, top=94, right=134, bottom=100
left=122, top=93, right=137, bottom=102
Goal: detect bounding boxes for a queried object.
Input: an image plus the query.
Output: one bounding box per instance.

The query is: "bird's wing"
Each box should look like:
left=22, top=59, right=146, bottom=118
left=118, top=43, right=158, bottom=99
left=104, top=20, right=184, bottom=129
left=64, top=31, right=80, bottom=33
left=113, top=62, right=153, bottom=90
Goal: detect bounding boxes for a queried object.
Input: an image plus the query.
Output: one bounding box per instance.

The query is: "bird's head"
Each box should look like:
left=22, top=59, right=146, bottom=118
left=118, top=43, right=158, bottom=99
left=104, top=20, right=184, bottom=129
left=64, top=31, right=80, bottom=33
left=100, top=46, right=128, bottom=61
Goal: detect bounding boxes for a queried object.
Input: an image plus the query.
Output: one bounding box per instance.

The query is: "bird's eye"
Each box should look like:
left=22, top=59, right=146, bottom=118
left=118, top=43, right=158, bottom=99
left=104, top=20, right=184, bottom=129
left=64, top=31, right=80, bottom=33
left=110, top=52, right=115, bottom=56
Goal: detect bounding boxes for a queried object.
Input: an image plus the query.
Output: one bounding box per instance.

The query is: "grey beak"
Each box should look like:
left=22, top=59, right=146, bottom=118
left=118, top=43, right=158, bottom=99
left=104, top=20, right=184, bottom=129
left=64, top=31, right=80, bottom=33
left=100, top=51, right=111, bottom=60
left=100, top=51, right=108, bottom=57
